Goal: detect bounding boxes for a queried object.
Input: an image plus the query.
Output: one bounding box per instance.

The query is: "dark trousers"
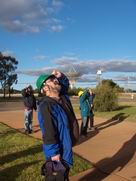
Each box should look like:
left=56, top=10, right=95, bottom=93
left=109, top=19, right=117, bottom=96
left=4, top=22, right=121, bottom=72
left=89, top=115, right=94, bottom=128
left=80, top=116, right=89, bottom=135
left=65, top=167, right=70, bottom=181
left=88, top=110, right=94, bottom=128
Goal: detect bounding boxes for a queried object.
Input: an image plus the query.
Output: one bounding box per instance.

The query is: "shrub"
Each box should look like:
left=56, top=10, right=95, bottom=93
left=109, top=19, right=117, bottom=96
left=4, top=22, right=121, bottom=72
left=68, top=87, right=84, bottom=96
left=94, top=82, right=118, bottom=112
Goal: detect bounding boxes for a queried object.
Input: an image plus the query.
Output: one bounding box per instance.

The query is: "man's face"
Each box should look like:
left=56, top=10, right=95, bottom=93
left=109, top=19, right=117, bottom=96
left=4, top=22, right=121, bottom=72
left=42, top=77, right=61, bottom=96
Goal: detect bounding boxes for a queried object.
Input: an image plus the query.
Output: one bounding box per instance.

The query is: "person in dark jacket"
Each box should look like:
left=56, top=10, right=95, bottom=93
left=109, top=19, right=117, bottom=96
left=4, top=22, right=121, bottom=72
left=88, top=88, right=95, bottom=131
left=36, top=70, right=79, bottom=180
left=22, top=85, right=37, bottom=134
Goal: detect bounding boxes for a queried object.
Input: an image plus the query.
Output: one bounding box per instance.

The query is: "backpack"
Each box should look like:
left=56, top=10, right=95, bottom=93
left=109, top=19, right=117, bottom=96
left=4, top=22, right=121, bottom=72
left=41, top=160, right=69, bottom=181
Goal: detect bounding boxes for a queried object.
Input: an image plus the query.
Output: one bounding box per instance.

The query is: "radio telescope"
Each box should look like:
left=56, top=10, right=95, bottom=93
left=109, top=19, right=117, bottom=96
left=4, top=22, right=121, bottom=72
left=66, top=66, right=80, bottom=89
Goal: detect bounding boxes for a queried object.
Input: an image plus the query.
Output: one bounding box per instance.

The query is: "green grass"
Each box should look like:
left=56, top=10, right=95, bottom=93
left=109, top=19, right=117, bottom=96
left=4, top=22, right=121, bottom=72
left=94, top=102, right=136, bottom=122
left=0, top=123, right=92, bottom=181
left=73, top=102, right=136, bottom=122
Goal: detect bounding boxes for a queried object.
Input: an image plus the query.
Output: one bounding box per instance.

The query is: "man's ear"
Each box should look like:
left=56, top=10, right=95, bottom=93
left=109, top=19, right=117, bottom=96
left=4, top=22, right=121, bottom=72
left=41, top=89, right=43, bottom=94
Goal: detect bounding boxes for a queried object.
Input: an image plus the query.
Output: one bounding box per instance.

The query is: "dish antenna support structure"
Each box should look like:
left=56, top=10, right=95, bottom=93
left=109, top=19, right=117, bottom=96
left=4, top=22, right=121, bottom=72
left=66, top=66, right=80, bottom=89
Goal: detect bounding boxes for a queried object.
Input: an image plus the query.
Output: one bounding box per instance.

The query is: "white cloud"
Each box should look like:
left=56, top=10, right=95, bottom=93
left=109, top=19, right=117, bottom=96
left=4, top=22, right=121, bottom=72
left=0, top=0, right=64, bottom=33
left=17, top=56, right=136, bottom=83
left=51, top=25, right=63, bottom=32
left=33, top=55, right=47, bottom=61
left=54, top=56, right=136, bottom=74
left=52, top=0, right=64, bottom=9
left=17, top=67, right=55, bottom=76
left=2, top=50, right=15, bottom=57
left=54, top=56, right=79, bottom=64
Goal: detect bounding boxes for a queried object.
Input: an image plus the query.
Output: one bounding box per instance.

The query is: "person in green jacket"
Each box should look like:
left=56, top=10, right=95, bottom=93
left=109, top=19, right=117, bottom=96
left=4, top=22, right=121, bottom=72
left=78, top=90, right=91, bottom=136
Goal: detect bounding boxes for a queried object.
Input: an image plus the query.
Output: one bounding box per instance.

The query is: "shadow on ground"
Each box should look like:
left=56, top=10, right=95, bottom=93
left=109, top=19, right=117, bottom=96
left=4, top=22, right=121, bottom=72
left=0, top=161, right=41, bottom=181
left=77, top=113, right=129, bottom=145
left=78, top=133, right=136, bottom=181
left=95, top=113, right=129, bottom=130
left=0, top=144, right=42, bottom=165
left=18, top=125, right=41, bottom=134
left=116, top=105, right=132, bottom=111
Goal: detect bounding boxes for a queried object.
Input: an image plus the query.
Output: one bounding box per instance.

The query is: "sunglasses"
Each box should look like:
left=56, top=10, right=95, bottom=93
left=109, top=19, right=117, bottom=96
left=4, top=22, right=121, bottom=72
left=42, top=77, right=59, bottom=88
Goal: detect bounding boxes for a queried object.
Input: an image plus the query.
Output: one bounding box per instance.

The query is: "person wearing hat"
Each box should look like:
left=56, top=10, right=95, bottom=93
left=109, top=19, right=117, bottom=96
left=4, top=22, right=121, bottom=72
left=22, top=85, right=37, bottom=134
left=36, top=70, right=79, bottom=180
left=78, top=89, right=91, bottom=136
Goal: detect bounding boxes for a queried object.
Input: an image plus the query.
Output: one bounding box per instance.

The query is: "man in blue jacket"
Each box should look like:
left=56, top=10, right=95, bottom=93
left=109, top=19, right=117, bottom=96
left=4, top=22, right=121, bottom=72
left=36, top=70, right=79, bottom=180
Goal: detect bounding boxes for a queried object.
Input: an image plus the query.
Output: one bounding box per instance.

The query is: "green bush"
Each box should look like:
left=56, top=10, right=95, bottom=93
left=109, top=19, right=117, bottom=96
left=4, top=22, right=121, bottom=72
left=94, top=82, right=118, bottom=112
left=68, top=87, right=84, bottom=96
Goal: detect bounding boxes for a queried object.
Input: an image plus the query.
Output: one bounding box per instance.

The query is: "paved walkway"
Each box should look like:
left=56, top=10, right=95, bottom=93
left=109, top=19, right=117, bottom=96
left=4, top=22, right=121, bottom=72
left=0, top=110, right=136, bottom=181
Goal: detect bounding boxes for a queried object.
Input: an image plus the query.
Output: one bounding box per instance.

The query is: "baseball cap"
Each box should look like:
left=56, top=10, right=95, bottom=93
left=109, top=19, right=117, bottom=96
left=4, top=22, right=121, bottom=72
left=78, top=90, right=84, bottom=97
left=36, top=74, right=56, bottom=90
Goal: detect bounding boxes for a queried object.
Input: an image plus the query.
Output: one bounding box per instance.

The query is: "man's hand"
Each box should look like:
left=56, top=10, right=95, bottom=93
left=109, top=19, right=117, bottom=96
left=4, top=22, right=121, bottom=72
left=51, top=154, right=60, bottom=162
left=52, top=70, right=62, bottom=78
left=89, top=89, right=93, bottom=95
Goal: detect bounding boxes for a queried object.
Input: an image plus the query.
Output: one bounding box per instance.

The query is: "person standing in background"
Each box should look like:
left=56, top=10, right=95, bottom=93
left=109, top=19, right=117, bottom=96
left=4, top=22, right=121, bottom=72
left=88, top=88, right=95, bottom=131
left=78, top=90, right=91, bottom=137
left=22, top=85, right=37, bottom=134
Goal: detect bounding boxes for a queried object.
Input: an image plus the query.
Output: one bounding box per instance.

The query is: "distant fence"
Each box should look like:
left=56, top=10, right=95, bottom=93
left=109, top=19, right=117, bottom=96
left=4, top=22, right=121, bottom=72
left=0, top=93, right=38, bottom=97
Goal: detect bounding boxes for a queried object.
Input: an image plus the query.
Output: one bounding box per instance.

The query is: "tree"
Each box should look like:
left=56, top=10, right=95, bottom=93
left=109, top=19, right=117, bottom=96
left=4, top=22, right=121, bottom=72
left=94, top=79, right=118, bottom=112
left=68, top=87, right=85, bottom=96
left=101, top=79, right=125, bottom=92
left=101, top=79, right=117, bottom=88
left=0, top=52, right=18, bottom=98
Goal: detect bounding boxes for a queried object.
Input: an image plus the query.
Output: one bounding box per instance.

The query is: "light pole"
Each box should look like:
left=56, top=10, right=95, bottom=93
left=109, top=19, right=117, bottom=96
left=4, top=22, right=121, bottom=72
left=125, top=76, right=129, bottom=93
left=96, top=69, right=102, bottom=85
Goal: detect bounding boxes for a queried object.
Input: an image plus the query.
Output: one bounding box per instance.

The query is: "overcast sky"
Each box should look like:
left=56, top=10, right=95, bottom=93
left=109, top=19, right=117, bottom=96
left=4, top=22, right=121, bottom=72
left=1, top=0, right=136, bottom=90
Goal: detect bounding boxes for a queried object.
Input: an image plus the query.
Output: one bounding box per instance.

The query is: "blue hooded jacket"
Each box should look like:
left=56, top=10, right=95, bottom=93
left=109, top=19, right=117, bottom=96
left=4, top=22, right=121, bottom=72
left=37, top=73, right=78, bottom=167
left=79, top=90, right=91, bottom=118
